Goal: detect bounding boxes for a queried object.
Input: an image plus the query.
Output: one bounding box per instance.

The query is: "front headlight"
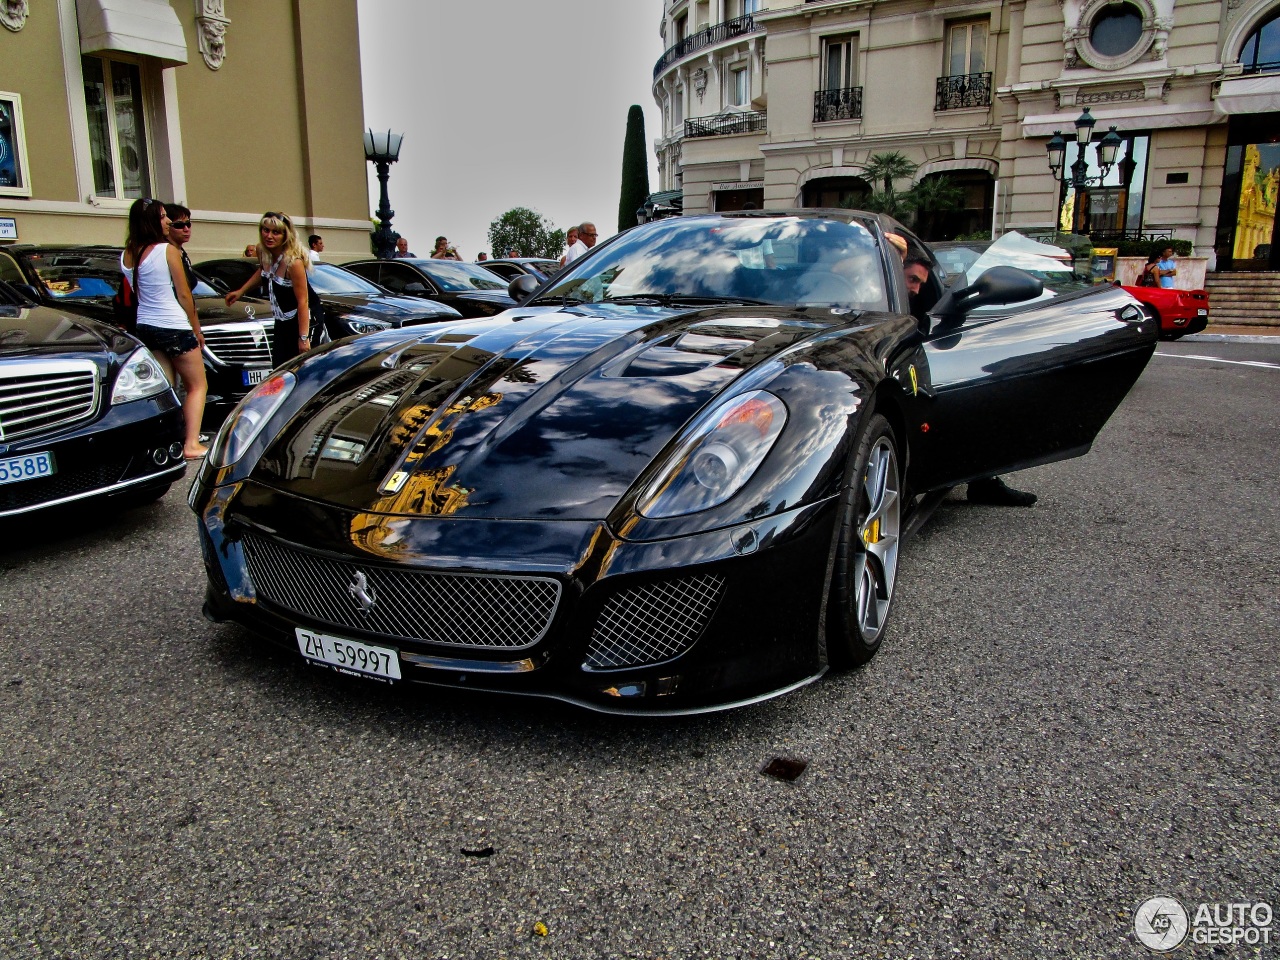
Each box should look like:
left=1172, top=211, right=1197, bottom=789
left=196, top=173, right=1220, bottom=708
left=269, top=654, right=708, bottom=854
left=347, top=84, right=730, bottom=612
left=111, top=347, right=171, bottom=405
left=346, top=317, right=390, bottom=335
left=208, top=371, right=296, bottom=469
left=638, top=390, right=787, bottom=519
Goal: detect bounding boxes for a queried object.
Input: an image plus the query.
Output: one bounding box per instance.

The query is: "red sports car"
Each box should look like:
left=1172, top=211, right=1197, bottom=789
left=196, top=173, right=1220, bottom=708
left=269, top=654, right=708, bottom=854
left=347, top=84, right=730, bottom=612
left=1120, top=283, right=1209, bottom=339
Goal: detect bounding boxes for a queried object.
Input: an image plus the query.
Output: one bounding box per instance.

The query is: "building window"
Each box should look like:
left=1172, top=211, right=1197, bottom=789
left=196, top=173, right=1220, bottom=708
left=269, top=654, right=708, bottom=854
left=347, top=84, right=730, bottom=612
left=82, top=55, right=151, bottom=200
left=823, top=34, right=857, bottom=91
left=1089, top=4, right=1143, bottom=58
left=946, top=20, right=987, bottom=76
left=1239, top=10, right=1280, bottom=74
left=729, top=67, right=749, bottom=107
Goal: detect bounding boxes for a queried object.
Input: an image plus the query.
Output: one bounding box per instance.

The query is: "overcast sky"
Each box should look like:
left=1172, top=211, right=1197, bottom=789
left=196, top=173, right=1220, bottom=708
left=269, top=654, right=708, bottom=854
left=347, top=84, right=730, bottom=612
left=356, top=0, right=664, bottom=260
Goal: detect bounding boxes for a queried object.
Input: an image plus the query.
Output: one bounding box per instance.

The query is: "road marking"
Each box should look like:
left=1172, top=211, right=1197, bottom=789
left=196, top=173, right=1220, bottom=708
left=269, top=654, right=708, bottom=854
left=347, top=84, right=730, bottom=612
left=1155, top=352, right=1280, bottom=370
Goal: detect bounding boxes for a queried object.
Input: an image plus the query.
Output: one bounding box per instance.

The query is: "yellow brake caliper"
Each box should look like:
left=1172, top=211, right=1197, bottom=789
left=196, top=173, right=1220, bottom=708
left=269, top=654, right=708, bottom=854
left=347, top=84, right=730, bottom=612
left=862, top=517, right=881, bottom=546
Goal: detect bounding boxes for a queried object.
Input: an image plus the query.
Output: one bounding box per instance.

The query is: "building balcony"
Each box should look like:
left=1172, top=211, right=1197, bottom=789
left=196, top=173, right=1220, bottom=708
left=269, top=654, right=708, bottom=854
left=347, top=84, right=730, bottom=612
left=935, top=72, right=993, bottom=111
left=1241, top=60, right=1280, bottom=74
left=685, top=111, right=767, bottom=139
left=654, top=14, right=759, bottom=79
left=814, top=87, right=863, bottom=123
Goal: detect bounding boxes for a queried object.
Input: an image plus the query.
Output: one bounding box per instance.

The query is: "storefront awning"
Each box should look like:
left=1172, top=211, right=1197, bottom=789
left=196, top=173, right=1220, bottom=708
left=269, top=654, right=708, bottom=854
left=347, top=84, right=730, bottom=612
left=77, top=0, right=188, bottom=67
left=1215, top=74, right=1280, bottom=116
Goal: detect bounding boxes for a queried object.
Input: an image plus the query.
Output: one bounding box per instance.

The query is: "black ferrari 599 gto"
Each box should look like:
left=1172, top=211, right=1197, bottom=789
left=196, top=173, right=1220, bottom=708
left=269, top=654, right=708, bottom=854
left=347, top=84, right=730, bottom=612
left=190, top=211, right=1155, bottom=713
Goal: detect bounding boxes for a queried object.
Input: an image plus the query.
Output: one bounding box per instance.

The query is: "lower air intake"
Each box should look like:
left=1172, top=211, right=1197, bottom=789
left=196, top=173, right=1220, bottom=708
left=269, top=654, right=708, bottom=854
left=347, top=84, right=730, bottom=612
left=584, top=574, right=724, bottom=670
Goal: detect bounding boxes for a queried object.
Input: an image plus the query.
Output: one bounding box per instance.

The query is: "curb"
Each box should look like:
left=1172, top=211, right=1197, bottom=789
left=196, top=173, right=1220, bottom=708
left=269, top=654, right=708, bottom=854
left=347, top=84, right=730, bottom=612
left=1182, top=334, right=1279, bottom=344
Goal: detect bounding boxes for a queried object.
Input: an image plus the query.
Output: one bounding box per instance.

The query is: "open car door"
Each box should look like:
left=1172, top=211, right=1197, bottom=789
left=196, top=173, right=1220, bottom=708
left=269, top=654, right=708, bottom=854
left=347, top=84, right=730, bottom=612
left=904, top=233, right=1156, bottom=493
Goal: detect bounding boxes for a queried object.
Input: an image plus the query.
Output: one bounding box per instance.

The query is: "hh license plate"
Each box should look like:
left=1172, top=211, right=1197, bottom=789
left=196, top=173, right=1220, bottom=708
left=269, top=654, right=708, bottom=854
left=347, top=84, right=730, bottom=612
left=296, top=627, right=401, bottom=681
left=0, top=450, right=55, bottom=486
left=242, top=368, right=270, bottom=386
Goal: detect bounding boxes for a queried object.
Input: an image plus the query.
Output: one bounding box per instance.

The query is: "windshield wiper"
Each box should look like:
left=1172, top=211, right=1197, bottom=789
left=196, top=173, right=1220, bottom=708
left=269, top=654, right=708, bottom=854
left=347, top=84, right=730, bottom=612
left=607, top=294, right=770, bottom=306
left=533, top=294, right=587, bottom=305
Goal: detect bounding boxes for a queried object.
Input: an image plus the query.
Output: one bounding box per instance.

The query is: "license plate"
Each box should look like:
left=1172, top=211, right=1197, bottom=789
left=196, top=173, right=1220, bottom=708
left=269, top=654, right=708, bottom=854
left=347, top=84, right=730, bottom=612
left=242, top=368, right=270, bottom=386
left=0, top=450, right=55, bottom=486
left=1196, top=308, right=1208, bottom=316
left=296, top=627, right=401, bottom=681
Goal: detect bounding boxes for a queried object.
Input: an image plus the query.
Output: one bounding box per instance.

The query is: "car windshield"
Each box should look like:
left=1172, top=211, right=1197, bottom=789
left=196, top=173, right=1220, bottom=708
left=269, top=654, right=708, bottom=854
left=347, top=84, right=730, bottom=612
left=534, top=215, right=889, bottom=310
left=307, top=262, right=385, bottom=295
left=21, top=250, right=121, bottom=300
left=411, top=261, right=512, bottom=292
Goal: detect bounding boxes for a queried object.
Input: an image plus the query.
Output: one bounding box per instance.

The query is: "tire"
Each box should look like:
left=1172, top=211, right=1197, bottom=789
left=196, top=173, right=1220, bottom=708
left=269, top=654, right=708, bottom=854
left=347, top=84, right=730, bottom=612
left=826, top=412, right=902, bottom=668
left=1147, top=305, right=1166, bottom=340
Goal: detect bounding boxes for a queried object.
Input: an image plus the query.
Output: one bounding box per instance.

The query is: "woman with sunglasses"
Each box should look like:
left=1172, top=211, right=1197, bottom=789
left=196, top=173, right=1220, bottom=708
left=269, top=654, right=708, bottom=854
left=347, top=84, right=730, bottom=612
left=121, top=197, right=208, bottom=460
left=225, top=212, right=315, bottom=367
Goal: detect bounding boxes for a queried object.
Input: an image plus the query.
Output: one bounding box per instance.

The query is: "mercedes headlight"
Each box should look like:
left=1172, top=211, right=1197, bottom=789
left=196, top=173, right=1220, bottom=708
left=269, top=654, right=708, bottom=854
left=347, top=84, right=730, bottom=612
left=111, top=347, right=171, bottom=405
left=346, top=317, right=390, bottom=335
left=208, top=371, right=296, bottom=469
left=638, top=391, right=787, bottom=518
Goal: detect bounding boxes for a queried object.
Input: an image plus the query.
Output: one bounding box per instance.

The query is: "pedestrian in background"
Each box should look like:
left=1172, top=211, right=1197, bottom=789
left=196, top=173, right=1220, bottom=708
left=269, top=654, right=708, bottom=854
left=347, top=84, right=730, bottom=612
left=559, top=226, right=579, bottom=267
left=308, top=234, right=324, bottom=262
left=564, top=222, right=597, bottom=264
left=225, top=212, right=315, bottom=368
left=431, top=236, right=461, bottom=260
left=243, top=244, right=258, bottom=259
left=394, top=237, right=416, bottom=258
left=122, top=198, right=207, bottom=460
left=1157, top=247, right=1178, bottom=289
left=477, top=252, right=489, bottom=261
left=1140, top=253, right=1160, bottom=286
left=165, top=202, right=197, bottom=291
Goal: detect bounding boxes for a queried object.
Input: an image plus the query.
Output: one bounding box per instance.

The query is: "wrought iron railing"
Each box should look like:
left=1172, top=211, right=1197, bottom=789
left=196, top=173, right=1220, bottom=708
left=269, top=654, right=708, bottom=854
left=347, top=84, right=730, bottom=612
left=654, top=14, right=758, bottom=77
left=935, top=72, right=993, bottom=110
left=1241, top=60, right=1280, bottom=74
left=685, top=111, right=767, bottom=139
left=814, top=87, right=863, bottom=123
left=1088, top=230, right=1174, bottom=244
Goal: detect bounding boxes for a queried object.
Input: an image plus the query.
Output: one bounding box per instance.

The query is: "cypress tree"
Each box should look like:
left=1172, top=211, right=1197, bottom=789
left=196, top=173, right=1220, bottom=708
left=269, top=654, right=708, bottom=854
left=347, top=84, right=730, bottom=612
left=617, top=105, right=651, bottom=232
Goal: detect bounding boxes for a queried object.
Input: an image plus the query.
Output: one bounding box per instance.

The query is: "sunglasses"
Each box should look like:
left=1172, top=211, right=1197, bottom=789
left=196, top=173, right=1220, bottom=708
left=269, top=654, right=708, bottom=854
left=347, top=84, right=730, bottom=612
left=262, top=211, right=291, bottom=224
left=170, top=220, right=191, bottom=229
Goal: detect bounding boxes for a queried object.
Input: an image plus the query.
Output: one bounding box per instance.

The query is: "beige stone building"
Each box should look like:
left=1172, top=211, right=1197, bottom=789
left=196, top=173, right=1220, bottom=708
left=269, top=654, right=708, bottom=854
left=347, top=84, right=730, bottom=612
left=0, top=0, right=371, bottom=260
left=652, top=0, right=1280, bottom=272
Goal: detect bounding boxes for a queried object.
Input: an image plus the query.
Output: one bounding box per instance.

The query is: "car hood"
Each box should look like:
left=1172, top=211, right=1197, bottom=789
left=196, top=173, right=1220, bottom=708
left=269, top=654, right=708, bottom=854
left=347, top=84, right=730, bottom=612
left=320, top=293, right=461, bottom=325
left=255, top=303, right=837, bottom=520
left=0, top=303, right=121, bottom=357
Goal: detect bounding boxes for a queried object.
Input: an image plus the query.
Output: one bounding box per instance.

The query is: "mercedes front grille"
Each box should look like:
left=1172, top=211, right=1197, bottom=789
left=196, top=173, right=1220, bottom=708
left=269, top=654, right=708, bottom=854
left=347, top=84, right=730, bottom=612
left=0, top=358, right=99, bottom=442
left=202, top=323, right=273, bottom=367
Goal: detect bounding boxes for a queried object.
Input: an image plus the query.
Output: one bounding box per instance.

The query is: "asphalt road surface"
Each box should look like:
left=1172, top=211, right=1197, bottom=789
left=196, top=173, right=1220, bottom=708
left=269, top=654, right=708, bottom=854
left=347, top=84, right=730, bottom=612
left=2, top=340, right=1276, bottom=959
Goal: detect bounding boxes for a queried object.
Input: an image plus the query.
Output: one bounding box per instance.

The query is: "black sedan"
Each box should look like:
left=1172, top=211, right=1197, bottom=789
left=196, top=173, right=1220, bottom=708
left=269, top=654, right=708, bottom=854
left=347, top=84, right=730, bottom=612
left=190, top=211, right=1155, bottom=713
left=342, top=258, right=516, bottom=317
left=0, top=279, right=185, bottom=518
left=478, top=258, right=562, bottom=284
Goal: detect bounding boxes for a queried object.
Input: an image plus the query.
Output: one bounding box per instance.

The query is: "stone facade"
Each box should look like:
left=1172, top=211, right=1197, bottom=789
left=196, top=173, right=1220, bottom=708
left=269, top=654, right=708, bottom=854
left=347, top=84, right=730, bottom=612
left=0, top=0, right=371, bottom=260
left=652, top=0, right=1280, bottom=264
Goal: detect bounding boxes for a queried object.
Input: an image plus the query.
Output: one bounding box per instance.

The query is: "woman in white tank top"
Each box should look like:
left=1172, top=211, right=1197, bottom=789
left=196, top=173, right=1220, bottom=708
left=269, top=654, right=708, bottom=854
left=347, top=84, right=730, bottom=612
left=121, top=198, right=208, bottom=460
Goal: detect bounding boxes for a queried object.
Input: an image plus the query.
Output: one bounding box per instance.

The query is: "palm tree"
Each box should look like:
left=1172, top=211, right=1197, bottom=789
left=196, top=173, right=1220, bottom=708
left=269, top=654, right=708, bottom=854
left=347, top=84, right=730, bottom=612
left=863, top=152, right=918, bottom=195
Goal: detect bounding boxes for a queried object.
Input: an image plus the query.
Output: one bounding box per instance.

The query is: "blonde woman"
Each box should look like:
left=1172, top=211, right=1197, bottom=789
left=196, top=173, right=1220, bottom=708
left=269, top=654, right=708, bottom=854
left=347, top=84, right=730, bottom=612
left=122, top=198, right=208, bottom=460
left=225, top=212, right=316, bottom=367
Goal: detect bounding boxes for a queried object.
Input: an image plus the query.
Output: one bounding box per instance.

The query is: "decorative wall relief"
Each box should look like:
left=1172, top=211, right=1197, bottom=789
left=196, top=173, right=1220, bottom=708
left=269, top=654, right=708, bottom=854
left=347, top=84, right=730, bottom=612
left=693, top=68, right=708, bottom=102
left=1, top=0, right=29, bottom=33
left=196, top=0, right=229, bottom=70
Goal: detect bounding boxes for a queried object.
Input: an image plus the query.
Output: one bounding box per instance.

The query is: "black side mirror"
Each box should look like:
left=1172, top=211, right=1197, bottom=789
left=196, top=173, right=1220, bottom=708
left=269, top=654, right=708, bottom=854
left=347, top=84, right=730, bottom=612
left=508, top=275, right=539, bottom=302
left=403, top=282, right=426, bottom=294
left=13, top=282, right=41, bottom=302
left=930, top=266, right=1044, bottom=330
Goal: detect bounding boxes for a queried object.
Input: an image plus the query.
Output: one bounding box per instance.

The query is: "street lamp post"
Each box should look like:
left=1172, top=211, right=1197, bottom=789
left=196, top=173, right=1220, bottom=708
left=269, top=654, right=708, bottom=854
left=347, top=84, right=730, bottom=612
left=1046, top=108, right=1124, bottom=234
left=364, top=128, right=404, bottom=259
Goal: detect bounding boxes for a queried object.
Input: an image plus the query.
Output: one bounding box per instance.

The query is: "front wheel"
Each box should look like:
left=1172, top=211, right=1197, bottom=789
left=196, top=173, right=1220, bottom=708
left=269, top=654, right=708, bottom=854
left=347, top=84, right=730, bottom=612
left=827, top=413, right=901, bottom=668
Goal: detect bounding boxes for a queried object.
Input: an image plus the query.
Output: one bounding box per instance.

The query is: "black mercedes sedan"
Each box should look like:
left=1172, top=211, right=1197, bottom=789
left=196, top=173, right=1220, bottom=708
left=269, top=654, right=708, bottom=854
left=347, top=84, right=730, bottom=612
left=341, top=258, right=516, bottom=317
left=191, top=211, right=1156, bottom=714
left=1, top=244, right=291, bottom=428
left=0, top=279, right=185, bottom=519
left=478, top=258, right=562, bottom=284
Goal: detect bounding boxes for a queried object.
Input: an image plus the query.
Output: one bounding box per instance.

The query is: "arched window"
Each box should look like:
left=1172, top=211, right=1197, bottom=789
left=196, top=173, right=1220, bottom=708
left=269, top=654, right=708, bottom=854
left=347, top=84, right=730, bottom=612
left=1239, top=9, right=1280, bottom=74
left=801, top=176, right=870, bottom=209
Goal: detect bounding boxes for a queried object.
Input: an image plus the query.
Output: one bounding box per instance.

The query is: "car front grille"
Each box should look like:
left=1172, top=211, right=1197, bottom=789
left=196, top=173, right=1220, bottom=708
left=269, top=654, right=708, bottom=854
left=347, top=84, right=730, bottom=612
left=0, top=359, right=99, bottom=443
left=583, top=574, right=724, bottom=670
left=0, top=456, right=129, bottom=513
left=202, top=323, right=273, bottom=367
left=240, top=532, right=562, bottom=651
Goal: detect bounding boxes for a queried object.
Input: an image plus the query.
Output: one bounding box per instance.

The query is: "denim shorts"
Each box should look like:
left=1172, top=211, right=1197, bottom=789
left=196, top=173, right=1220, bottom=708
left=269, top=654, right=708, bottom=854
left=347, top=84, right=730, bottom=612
left=136, top=324, right=200, bottom=357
